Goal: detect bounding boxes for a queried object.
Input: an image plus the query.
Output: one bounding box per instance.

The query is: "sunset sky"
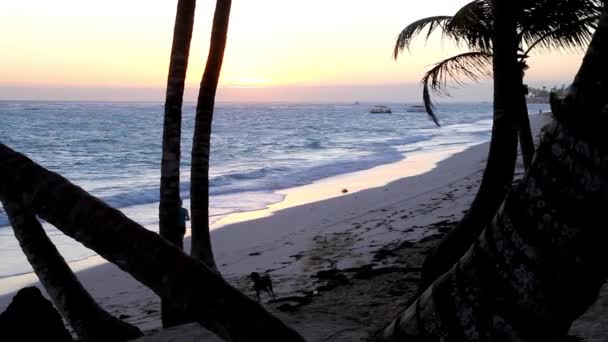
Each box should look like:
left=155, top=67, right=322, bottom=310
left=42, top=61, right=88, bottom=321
left=0, top=0, right=586, bottom=102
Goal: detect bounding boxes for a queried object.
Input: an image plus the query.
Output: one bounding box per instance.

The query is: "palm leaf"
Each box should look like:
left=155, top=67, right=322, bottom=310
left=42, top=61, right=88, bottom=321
left=421, top=51, right=493, bottom=126
left=447, top=0, right=494, bottom=51
left=394, top=16, right=453, bottom=59
left=519, top=0, right=602, bottom=47
left=523, top=14, right=600, bottom=54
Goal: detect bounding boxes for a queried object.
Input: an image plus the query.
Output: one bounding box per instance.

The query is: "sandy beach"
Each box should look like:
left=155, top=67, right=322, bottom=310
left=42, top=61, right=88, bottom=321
left=4, top=112, right=602, bottom=341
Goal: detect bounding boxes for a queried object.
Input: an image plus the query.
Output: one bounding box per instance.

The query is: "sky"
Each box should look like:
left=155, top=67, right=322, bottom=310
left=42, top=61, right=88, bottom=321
left=0, top=0, right=587, bottom=102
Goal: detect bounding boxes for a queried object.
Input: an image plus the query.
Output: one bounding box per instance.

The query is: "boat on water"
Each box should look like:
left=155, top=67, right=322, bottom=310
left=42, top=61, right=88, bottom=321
left=406, top=105, right=426, bottom=113
left=370, top=105, right=392, bottom=114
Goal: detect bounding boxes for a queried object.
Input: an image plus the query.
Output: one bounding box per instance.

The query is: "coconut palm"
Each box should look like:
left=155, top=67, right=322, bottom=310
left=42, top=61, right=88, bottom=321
left=400, top=0, right=600, bottom=168
left=378, top=4, right=608, bottom=341
left=160, top=0, right=196, bottom=251
left=0, top=143, right=306, bottom=342
left=190, top=0, right=231, bottom=269
left=394, top=0, right=600, bottom=129
left=159, top=0, right=197, bottom=327
left=1, top=198, right=142, bottom=341
left=395, top=0, right=602, bottom=290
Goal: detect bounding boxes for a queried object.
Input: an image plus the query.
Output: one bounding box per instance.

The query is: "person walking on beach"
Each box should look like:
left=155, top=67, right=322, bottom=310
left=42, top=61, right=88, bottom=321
left=177, top=198, right=190, bottom=240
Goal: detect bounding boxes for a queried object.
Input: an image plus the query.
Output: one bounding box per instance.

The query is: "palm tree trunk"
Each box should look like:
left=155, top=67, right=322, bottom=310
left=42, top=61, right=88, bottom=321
left=190, top=0, right=231, bottom=269
left=159, top=0, right=196, bottom=328
left=1, top=198, right=142, bottom=342
left=378, top=120, right=606, bottom=341
left=377, top=6, right=608, bottom=342
left=419, top=122, right=518, bottom=291
left=418, top=1, right=521, bottom=289
left=517, top=76, right=535, bottom=171
left=518, top=101, right=534, bottom=170
left=0, top=144, right=305, bottom=342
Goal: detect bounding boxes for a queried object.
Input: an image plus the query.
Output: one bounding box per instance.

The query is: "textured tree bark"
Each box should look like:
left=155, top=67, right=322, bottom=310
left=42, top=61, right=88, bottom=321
left=0, top=144, right=305, bottom=342
left=160, top=0, right=195, bottom=262
left=159, top=0, right=196, bottom=328
left=190, top=0, right=232, bottom=269
left=377, top=6, right=608, bottom=342
left=1, top=198, right=142, bottom=342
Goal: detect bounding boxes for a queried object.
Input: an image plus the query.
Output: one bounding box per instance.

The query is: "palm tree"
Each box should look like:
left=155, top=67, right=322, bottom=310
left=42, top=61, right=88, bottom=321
left=395, top=0, right=602, bottom=290
left=0, top=143, right=306, bottom=342
left=190, top=0, right=231, bottom=269
left=395, top=0, right=600, bottom=135
left=159, top=0, right=197, bottom=328
left=1, top=198, right=142, bottom=341
left=378, top=4, right=608, bottom=340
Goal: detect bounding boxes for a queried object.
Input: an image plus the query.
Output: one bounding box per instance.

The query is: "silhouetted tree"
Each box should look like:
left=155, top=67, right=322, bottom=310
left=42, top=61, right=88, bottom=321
left=394, top=0, right=602, bottom=290
left=0, top=143, right=306, bottom=342
left=159, top=0, right=197, bottom=328
left=190, top=0, right=232, bottom=269
left=378, top=4, right=608, bottom=341
left=1, top=198, right=142, bottom=341
left=395, top=0, right=599, bottom=167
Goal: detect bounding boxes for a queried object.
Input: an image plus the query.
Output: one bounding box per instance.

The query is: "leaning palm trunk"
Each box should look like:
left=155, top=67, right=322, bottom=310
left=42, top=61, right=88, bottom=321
left=190, top=0, right=231, bottom=269
left=159, top=0, right=196, bottom=328
left=517, top=68, right=535, bottom=171
left=419, top=113, right=519, bottom=290
left=517, top=96, right=534, bottom=170
left=1, top=198, right=142, bottom=342
left=0, top=144, right=305, bottom=342
left=378, top=5, right=608, bottom=342
left=418, top=55, right=520, bottom=290
left=395, top=3, right=599, bottom=289
left=418, top=69, right=536, bottom=294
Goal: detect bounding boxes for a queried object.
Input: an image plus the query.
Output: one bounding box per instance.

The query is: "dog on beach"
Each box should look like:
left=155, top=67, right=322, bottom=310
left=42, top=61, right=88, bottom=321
left=250, top=272, right=276, bottom=302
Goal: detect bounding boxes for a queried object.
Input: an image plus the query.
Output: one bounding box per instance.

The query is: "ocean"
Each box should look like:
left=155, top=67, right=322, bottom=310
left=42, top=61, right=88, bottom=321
left=0, top=101, right=549, bottom=277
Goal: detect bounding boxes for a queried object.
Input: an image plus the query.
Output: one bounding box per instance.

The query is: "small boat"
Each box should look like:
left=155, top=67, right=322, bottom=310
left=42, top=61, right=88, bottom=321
left=406, top=105, right=426, bottom=113
left=370, top=105, right=392, bottom=114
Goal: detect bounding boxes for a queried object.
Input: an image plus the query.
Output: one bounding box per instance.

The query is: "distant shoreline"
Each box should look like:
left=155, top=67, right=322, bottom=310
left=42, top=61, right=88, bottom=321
left=526, top=96, right=550, bottom=104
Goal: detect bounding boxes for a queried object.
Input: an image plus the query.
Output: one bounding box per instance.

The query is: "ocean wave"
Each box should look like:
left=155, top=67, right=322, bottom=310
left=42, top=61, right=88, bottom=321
left=218, top=166, right=290, bottom=181
left=0, top=137, right=419, bottom=230
left=0, top=148, right=404, bottom=229
left=376, top=135, right=429, bottom=147
left=0, top=103, right=515, bottom=234
left=305, top=139, right=323, bottom=149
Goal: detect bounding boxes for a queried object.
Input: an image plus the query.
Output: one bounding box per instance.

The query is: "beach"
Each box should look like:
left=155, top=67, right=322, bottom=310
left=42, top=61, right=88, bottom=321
left=0, top=135, right=489, bottom=337
left=0, top=101, right=509, bottom=278
left=5, top=112, right=603, bottom=341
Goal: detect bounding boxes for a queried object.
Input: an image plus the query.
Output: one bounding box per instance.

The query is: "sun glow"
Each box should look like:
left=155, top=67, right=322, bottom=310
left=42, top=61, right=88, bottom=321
left=0, top=0, right=585, bottom=101
left=223, top=77, right=271, bottom=88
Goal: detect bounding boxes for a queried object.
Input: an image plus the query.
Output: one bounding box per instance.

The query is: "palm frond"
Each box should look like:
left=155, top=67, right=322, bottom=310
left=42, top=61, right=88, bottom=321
left=393, top=16, right=453, bottom=59
left=421, top=51, right=493, bottom=126
left=447, top=0, right=494, bottom=51
left=422, top=86, right=441, bottom=127
left=523, top=14, right=600, bottom=55
left=519, top=0, right=603, bottom=47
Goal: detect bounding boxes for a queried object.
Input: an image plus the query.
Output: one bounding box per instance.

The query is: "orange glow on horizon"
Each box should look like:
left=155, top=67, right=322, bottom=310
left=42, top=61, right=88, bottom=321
left=0, top=0, right=585, bottom=101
